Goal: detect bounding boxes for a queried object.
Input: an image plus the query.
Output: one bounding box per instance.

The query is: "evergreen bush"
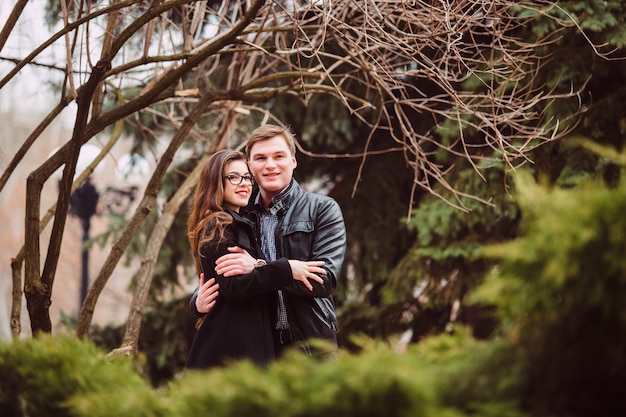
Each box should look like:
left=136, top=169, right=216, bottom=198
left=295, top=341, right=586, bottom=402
left=473, top=172, right=626, bottom=416
left=168, top=344, right=438, bottom=417
left=0, top=335, right=160, bottom=417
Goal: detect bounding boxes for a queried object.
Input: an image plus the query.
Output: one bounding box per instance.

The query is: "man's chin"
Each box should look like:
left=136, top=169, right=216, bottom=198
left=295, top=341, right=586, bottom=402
left=259, top=182, right=283, bottom=192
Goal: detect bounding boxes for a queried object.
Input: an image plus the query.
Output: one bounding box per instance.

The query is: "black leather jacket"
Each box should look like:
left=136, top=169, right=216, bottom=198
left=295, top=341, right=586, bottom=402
left=249, top=180, right=346, bottom=347
left=190, top=179, right=346, bottom=349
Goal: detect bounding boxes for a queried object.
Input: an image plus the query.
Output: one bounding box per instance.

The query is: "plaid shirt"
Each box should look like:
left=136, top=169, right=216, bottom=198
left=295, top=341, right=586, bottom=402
left=258, top=198, right=290, bottom=330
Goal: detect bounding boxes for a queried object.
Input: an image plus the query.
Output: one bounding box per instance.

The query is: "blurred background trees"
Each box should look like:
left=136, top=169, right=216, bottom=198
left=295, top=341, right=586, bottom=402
left=1, top=0, right=625, bottom=396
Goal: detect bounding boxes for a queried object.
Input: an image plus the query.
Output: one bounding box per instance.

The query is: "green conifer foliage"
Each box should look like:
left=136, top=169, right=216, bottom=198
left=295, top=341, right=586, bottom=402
left=473, top=171, right=626, bottom=416
left=0, top=335, right=160, bottom=417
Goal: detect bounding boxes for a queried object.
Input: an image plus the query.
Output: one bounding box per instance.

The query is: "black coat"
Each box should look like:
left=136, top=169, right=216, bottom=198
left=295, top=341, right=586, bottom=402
left=185, top=209, right=292, bottom=369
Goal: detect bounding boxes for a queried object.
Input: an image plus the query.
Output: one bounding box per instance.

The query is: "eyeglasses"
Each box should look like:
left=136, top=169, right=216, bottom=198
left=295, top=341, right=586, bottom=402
left=224, top=174, right=255, bottom=186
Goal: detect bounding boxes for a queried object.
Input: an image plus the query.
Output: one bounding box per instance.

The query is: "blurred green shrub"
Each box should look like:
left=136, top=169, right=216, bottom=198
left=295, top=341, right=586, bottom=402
left=0, top=335, right=162, bottom=417
left=0, top=331, right=524, bottom=417
left=473, top=171, right=626, bottom=416
left=168, top=344, right=438, bottom=417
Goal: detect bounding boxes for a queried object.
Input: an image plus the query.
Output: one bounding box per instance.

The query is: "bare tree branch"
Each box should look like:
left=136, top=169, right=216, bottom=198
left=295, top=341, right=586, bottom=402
left=0, top=0, right=28, bottom=53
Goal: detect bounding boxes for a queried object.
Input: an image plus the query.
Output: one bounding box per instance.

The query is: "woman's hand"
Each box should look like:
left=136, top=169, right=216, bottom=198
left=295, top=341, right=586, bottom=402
left=287, top=260, right=326, bottom=291
left=195, top=273, right=219, bottom=313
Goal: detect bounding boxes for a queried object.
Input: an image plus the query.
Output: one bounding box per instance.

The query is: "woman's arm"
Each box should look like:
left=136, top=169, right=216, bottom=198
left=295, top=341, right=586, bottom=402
left=202, top=227, right=293, bottom=302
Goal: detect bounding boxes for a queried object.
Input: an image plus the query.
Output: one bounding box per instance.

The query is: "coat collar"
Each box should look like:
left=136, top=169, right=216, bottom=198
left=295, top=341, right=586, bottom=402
left=253, top=179, right=301, bottom=216
left=225, top=207, right=254, bottom=227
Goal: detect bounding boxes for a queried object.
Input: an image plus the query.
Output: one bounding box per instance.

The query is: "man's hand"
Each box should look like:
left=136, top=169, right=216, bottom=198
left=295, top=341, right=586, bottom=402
left=195, top=273, right=219, bottom=313
left=287, top=260, right=326, bottom=291
left=215, top=246, right=256, bottom=276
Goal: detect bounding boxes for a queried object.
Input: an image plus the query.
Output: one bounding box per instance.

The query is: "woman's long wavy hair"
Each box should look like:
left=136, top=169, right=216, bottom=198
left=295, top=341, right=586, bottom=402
left=187, top=149, right=248, bottom=274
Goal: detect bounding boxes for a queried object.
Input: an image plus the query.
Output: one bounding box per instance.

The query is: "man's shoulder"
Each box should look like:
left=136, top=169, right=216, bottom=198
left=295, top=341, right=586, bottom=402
left=288, top=189, right=343, bottom=225
left=294, top=187, right=339, bottom=207
left=284, top=180, right=343, bottom=217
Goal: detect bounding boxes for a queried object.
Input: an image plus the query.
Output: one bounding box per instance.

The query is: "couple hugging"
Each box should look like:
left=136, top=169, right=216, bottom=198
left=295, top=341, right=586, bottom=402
left=186, top=124, right=346, bottom=369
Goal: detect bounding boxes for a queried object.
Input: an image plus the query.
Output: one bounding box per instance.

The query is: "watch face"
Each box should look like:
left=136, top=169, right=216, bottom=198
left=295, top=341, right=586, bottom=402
left=256, top=259, right=267, bottom=268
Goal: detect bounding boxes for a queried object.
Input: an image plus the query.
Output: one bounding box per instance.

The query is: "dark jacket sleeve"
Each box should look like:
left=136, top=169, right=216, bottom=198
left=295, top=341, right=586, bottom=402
left=188, top=257, right=294, bottom=314
left=189, top=287, right=202, bottom=317
left=200, top=226, right=293, bottom=303
left=283, top=196, right=346, bottom=298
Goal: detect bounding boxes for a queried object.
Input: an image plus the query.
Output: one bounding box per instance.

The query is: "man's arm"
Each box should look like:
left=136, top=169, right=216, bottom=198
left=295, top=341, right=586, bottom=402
left=214, top=198, right=346, bottom=298
left=215, top=247, right=326, bottom=291
left=214, top=247, right=257, bottom=276
left=282, top=197, right=346, bottom=297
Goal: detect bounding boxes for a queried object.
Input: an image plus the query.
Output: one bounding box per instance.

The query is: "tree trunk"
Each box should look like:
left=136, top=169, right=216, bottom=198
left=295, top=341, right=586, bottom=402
left=24, top=59, right=111, bottom=334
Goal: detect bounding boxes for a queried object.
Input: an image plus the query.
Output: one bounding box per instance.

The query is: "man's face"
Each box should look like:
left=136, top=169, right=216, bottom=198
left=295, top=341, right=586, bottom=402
left=248, top=135, right=296, bottom=199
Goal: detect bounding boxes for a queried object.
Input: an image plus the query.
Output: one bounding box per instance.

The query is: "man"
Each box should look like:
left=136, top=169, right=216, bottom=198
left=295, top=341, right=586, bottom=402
left=191, top=124, right=347, bottom=356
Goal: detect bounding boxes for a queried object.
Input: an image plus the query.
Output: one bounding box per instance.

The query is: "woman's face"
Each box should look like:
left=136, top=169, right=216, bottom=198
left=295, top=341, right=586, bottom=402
left=222, top=160, right=254, bottom=212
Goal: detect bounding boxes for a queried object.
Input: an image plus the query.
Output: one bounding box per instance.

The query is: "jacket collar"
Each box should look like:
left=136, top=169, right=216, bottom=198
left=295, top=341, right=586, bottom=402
left=225, top=207, right=253, bottom=227
left=253, top=179, right=301, bottom=216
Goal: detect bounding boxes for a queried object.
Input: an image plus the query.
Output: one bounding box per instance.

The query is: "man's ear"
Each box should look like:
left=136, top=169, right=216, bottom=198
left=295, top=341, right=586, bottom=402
left=292, top=156, right=297, bottom=169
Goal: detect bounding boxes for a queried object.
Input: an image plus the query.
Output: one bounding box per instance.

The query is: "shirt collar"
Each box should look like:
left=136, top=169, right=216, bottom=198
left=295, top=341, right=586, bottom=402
left=254, top=179, right=294, bottom=214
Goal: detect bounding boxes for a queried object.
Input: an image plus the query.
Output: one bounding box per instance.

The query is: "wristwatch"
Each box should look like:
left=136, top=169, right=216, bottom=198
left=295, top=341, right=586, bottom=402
left=254, top=259, right=268, bottom=268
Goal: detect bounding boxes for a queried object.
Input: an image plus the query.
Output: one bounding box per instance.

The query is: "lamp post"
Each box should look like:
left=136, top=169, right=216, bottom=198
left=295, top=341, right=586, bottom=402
left=69, top=178, right=140, bottom=308
left=69, top=177, right=99, bottom=307
left=63, top=145, right=147, bottom=309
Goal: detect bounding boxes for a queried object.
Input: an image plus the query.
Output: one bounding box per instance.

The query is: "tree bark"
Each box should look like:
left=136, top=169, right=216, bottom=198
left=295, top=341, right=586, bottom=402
left=24, top=59, right=111, bottom=333
left=10, top=114, right=125, bottom=336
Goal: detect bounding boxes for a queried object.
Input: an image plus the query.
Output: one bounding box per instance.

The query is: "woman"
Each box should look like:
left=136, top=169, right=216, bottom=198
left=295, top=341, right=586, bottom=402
left=185, top=149, right=324, bottom=369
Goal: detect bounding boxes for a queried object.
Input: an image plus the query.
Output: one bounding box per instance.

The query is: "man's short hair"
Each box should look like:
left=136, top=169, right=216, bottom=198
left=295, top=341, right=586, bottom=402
left=246, top=124, right=297, bottom=158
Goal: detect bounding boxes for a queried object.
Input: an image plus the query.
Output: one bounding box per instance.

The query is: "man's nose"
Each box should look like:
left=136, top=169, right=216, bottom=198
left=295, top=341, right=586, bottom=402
left=265, top=157, right=277, bottom=167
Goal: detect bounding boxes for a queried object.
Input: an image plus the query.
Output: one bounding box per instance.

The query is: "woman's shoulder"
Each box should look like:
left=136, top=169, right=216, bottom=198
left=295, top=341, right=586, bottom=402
left=199, top=213, right=236, bottom=246
left=227, top=210, right=256, bottom=233
left=205, top=210, right=233, bottom=226
left=205, top=214, right=237, bottom=237
left=225, top=210, right=258, bottom=254
left=199, top=223, right=236, bottom=258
